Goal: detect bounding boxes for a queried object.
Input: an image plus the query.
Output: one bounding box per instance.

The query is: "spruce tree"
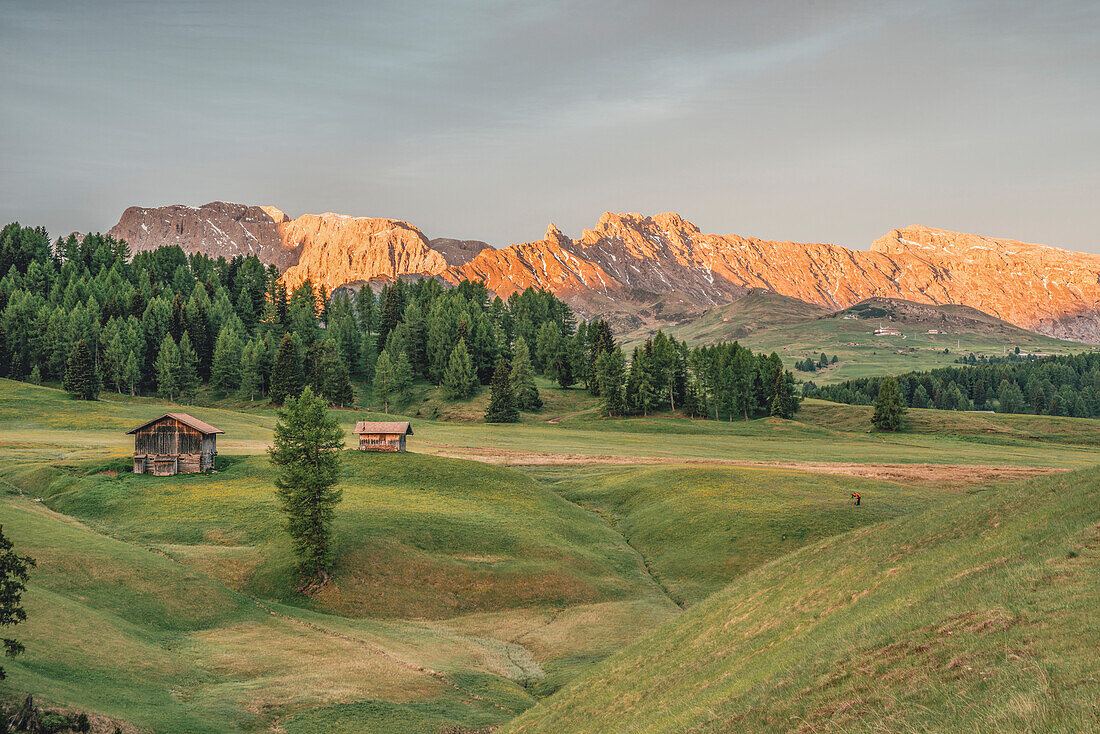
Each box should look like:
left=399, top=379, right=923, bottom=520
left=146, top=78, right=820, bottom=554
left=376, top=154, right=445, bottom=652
left=485, top=359, right=519, bottom=423
left=269, top=386, right=344, bottom=587
left=211, top=326, right=242, bottom=393
left=510, top=337, right=542, bottom=411
left=871, top=376, right=906, bottom=431
left=374, top=349, right=396, bottom=413
left=595, top=347, right=626, bottom=417
left=155, top=334, right=180, bottom=401
left=64, top=338, right=100, bottom=400
left=177, top=332, right=200, bottom=404
left=442, top=340, right=476, bottom=400
left=270, top=333, right=303, bottom=405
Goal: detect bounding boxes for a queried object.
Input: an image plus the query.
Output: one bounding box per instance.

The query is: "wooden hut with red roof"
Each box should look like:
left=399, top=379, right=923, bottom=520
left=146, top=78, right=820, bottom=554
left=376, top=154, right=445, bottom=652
left=127, top=413, right=223, bottom=475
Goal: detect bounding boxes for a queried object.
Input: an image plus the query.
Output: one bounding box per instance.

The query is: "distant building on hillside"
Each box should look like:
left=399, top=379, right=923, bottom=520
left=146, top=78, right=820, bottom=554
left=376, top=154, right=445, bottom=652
left=354, top=421, right=413, bottom=452
left=128, top=413, right=223, bottom=475
left=874, top=327, right=902, bottom=336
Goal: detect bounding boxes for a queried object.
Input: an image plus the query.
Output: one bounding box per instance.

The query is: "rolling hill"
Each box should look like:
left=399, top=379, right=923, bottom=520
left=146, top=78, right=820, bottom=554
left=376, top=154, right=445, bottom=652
left=1, top=379, right=1098, bottom=731
left=504, top=466, right=1100, bottom=733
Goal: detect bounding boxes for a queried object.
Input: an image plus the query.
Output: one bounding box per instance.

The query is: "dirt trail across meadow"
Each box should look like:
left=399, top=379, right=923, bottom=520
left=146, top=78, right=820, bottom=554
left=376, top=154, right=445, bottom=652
left=421, top=444, right=1065, bottom=485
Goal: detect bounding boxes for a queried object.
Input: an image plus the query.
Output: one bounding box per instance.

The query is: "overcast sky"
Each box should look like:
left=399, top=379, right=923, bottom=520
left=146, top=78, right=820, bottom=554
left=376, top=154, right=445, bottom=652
left=1, top=0, right=1097, bottom=251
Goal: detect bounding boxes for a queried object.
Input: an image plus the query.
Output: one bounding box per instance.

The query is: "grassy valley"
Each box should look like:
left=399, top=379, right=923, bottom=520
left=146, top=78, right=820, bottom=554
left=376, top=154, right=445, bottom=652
left=0, top=378, right=1097, bottom=732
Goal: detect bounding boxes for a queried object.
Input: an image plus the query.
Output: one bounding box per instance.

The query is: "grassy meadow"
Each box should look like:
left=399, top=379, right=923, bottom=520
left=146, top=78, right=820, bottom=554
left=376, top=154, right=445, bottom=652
left=0, top=377, right=1097, bottom=732
left=504, top=466, right=1100, bottom=733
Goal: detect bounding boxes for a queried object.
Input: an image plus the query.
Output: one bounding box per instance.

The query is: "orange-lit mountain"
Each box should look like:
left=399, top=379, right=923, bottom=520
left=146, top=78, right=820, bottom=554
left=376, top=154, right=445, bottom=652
left=108, top=204, right=1100, bottom=342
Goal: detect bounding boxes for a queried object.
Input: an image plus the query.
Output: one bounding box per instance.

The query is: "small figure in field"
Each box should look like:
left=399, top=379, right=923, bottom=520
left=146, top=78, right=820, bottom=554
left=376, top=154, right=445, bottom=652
left=851, top=492, right=861, bottom=506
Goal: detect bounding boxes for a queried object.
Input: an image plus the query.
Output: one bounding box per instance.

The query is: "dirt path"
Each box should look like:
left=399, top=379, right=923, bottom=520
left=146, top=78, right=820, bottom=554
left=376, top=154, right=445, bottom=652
left=544, top=409, right=591, bottom=424
left=420, top=444, right=1066, bottom=485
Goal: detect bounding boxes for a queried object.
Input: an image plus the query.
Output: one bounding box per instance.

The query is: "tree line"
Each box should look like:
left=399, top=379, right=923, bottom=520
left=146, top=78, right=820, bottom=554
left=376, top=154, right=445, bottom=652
left=0, top=223, right=606, bottom=414
left=586, top=331, right=800, bottom=420
left=805, top=352, right=1100, bottom=418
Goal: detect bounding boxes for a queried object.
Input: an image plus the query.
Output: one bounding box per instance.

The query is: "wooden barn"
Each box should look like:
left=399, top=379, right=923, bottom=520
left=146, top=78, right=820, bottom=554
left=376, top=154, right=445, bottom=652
left=128, top=413, right=223, bottom=476
left=354, top=421, right=413, bottom=452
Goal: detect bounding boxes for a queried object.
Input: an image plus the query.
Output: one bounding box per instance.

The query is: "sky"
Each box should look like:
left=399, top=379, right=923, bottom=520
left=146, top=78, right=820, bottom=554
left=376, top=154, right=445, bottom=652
left=1, top=0, right=1098, bottom=252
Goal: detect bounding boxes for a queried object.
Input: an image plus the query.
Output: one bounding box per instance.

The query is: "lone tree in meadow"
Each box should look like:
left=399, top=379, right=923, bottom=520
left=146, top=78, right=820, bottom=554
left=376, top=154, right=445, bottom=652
left=872, top=376, right=907, bottom=431
left=269, top=386, right=345, bottom=587
left=64, top=339, right=100, bottom=401
left=485, top=359, right=519, bottom=423
left=0, top=525, right=34, bottom=679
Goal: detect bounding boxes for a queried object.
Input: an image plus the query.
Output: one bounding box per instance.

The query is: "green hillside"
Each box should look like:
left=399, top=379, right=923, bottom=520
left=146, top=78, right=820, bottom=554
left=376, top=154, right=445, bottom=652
left=622, top=292, right=1093, bottom=385
left=504, top=467, right=1100, bottom=733
left=622, top=290, right=829, bottom=347
left=0, top=379, right=1098, bottom=731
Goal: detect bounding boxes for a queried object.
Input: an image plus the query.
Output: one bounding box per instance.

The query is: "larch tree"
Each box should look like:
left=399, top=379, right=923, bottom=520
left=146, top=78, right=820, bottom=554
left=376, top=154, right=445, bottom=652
left=510, top=336, right=542, bottom=411
left=0, top=525, right=34, bottom=679
left=63, top=338, right=100, bottom=400
left=269, top=386, right=345, bottom=588
left=595, top=347, right=626, bottom=417
left=442, top=339, right=476, bottom=400
left=122, top=350, right=139, bottom=396
left=177, top=332, right=200, bottom=404
left=155, top=334, right=180, bottom=401
left=270, top=333, right=303, bottom=405
left=211, top=326, right=242, bottom=393
left=374, top=348, right=397, bottom=413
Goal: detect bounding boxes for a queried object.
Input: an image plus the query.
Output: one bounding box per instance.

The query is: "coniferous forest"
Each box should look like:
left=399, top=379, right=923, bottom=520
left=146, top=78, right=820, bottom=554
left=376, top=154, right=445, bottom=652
left=0, top=222, right=799, bottom=422
left=805, top=353, right=1100, bottom=418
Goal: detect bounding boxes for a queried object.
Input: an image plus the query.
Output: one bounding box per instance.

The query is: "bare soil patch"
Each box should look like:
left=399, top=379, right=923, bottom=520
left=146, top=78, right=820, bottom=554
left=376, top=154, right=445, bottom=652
left=420, top=444, right=1065, bottom=485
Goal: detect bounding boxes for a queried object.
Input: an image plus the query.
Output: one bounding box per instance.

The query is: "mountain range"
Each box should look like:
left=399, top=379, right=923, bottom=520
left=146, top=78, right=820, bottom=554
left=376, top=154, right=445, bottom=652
left=108, top=202, right=1100, bottom=342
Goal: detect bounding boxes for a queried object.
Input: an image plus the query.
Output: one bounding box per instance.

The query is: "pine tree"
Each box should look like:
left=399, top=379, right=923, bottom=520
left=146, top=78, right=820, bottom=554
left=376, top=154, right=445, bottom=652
left=270, top=333, right=303, bottom=405
left=269, top=386, right=344, bottom=586
left=374, top=349, right=396, bottom=413
left=485, top=359, right=519, bottom=423
left=210, top=326, right=242, bottom=393
left=442, top=340, right=476, bottom=400
left=177, top=332, right=200, bottom=404
left=510, top=337, right=542, bottom=411
left=27, top=365, right=41, bottom=385
left=595, top=347, right=626, bottom=417
left=104, top=333, right=128, bottom=392
left=872, top=376, right=906, bottom=431
left=63, top=338, right=100, bottom=400
left=155, top=334, right=180, bottom=401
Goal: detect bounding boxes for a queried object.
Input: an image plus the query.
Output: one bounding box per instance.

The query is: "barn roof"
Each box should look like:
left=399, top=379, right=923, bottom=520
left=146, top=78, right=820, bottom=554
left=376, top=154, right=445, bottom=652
left=126, top=413, right=225, bottom=435
left=353, top=421, right=413, bottom=436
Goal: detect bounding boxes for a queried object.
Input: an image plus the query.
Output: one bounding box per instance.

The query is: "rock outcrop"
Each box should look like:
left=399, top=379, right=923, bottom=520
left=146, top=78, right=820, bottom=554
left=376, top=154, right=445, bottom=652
left=105, top=203, right=1100, bottom=342
left=279, top=214, right=449, bottom=294
left=444, top=215, right=1100, bottom=341
left=108, top=202, right=301, bottom=270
